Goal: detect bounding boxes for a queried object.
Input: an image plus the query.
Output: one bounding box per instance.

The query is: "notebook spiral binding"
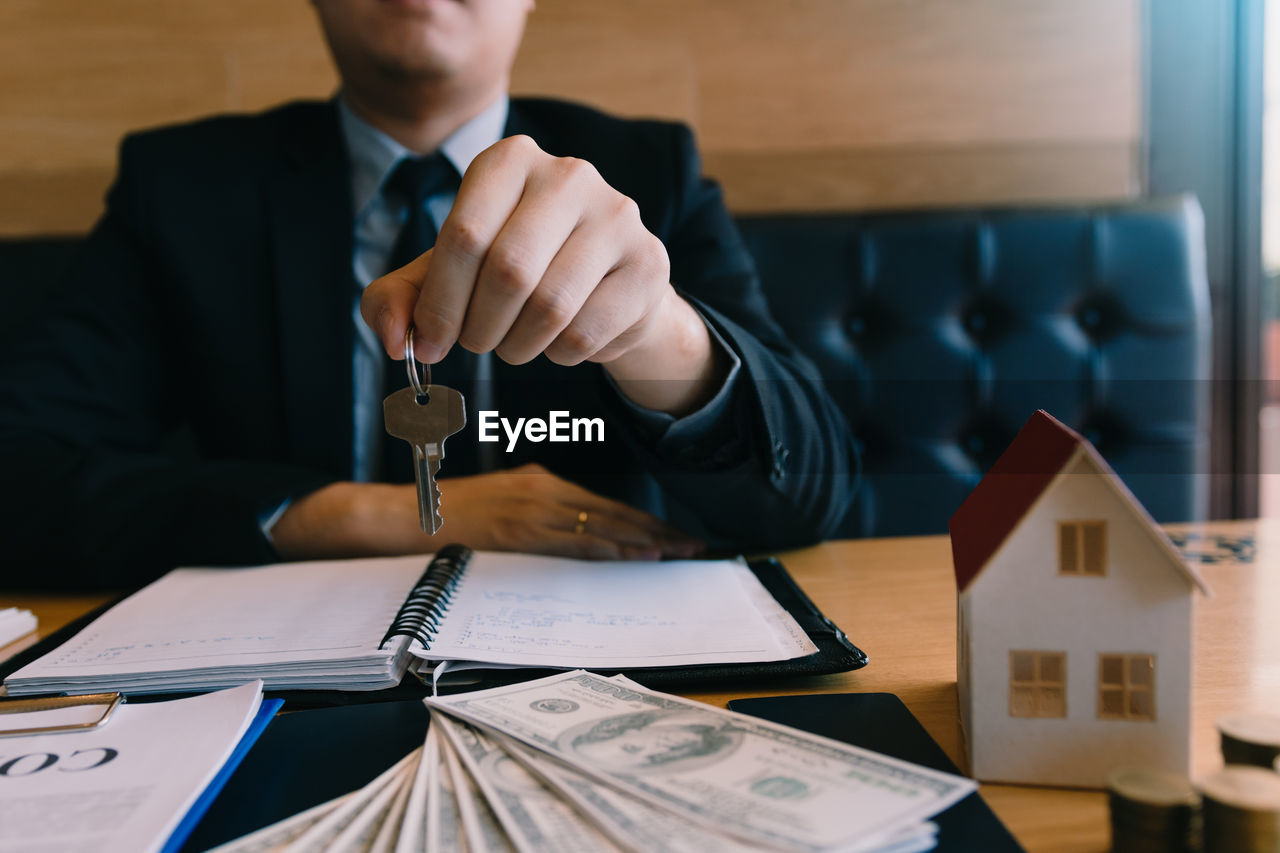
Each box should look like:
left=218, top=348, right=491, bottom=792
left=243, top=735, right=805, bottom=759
left=378, top=544, right=473, bottom=650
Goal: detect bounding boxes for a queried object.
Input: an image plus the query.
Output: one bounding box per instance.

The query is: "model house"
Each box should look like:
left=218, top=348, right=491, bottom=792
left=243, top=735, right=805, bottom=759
left=951, top=410, right=1208, bottom=788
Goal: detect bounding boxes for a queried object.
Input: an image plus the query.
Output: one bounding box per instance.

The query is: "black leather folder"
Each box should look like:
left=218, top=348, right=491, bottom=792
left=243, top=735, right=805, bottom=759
left=728, top=693, right=1025, bottom=852
left=181, top=700, right=432, bottom=851
left=1, top=556, right=866, bottom=705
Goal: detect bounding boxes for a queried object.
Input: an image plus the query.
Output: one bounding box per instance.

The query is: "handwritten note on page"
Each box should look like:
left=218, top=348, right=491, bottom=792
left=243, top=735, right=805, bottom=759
left=415, top=553, right=817, bottom=668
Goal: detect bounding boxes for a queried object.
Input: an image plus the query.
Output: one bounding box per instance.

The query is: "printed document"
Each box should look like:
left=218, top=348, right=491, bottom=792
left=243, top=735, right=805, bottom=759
left=0, top=681, right=264, bottom=853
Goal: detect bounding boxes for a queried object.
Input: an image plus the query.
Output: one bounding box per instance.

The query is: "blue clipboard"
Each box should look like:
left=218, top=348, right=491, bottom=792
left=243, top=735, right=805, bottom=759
left=160, top=697, right=283, bottom=853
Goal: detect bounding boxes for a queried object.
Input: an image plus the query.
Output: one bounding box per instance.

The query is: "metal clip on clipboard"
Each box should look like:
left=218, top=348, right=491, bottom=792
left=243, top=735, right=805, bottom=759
left=0, top=693, right=124, bottom=738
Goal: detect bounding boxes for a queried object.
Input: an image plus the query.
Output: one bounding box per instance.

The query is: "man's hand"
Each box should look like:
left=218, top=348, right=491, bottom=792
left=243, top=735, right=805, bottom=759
left=270, top=464, right=703, bottom=562
left=361, top=135, right=729, bottom=416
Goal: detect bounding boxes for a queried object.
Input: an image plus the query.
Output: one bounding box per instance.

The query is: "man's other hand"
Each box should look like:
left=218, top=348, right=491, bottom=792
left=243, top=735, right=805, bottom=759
left=270, top=464, right=704, bottom=562
left=361, top=135, right=727, bottom=416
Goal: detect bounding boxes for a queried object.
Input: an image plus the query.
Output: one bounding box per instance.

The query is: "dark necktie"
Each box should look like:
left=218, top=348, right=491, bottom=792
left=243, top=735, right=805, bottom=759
left=379, top=154, right=478, bottom=482
left=384, top=153, right=458, bottom=273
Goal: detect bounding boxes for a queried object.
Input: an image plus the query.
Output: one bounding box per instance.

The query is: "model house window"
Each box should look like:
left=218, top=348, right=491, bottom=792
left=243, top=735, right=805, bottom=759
left=1009, top=651, right=1067, bottom=718
left=1059, top=520, right=1107, bottom=575
left=1098, top=653, right=1156, bottom=721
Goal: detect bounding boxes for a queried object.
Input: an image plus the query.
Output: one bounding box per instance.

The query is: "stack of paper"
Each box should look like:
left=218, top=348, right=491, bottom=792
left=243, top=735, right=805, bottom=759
left=2, top=559, right=427, bottom=695
left=213, top=672, right=976, bottom=853
left=0, top=681, right=272, bottom=853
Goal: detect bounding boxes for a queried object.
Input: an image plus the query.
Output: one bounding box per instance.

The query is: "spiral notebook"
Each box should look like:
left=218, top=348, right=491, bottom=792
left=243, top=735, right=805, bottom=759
left=2, top=546, right=863, bottom=697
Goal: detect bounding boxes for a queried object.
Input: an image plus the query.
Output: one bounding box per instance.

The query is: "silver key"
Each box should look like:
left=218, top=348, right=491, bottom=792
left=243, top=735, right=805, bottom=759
left=384, top=328, right=467, bottom=534
left=385, top=385, right=466, bottom=533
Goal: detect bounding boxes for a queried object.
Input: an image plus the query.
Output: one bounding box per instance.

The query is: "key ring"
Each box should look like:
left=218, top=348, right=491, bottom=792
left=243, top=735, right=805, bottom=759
left=404, top=325, right=431, bottom=400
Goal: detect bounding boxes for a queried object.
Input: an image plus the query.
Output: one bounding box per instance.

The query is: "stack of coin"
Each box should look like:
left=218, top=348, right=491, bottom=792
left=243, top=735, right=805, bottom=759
left=1198, top=766, right=1280, bottom=852
left=1219, top=713, right=1280, bottom=769
left=1107, top=766, right=1201, bottom=853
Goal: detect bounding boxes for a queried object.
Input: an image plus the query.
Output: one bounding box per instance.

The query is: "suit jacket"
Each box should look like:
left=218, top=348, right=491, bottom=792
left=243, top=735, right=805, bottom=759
left=0, top=98, right=857, bottom=588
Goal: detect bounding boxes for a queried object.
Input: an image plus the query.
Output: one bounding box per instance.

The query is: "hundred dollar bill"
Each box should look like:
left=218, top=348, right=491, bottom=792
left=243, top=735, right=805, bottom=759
left=490, top=727, right=772, bottom=853
left=440, top=724, right=516, bottom=853
left=207, top=794, right=350, bottom=853
left=427, top=671, right=976, bottom=853
left=596, top=677, right=943, bottom=853
left=283, top=749, right=419, bottom=853
left=425, top=728, right=467, bottom=853
left=369, top=752, right=418, bottom=853
left=495, top=729, right=937, bottom=853
left=433, top=712, right=623, bottom=853
left=322, top=754, right=418, bottom=853
left=394, top=726, right=438, bottom=853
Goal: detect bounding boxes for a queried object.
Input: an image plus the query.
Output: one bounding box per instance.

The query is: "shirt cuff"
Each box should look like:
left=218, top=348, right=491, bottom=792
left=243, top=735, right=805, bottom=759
left=605, top=311, right=743, bottom=442
left=258, top=498, right=292, bottom=543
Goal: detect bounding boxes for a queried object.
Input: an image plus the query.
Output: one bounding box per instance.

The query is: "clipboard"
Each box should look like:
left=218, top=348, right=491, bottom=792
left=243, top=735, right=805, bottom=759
left=0, top=692, right=123, bottom=738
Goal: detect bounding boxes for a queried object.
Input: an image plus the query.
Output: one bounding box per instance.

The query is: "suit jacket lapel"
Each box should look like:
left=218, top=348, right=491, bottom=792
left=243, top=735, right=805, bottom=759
left=265, top=101, right=356, bottom=478
left=504, top=100, right=559, bottom=154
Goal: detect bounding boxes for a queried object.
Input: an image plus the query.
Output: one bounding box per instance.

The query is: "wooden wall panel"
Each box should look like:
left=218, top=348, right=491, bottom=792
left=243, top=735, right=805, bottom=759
left=0, top=0, right=1140, bottom=235
left=512, top=0, right=1143, bottom=212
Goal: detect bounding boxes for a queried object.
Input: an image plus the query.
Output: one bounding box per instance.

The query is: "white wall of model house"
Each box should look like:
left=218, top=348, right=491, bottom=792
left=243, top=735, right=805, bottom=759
left=962, top=449, right=1195, bottom=788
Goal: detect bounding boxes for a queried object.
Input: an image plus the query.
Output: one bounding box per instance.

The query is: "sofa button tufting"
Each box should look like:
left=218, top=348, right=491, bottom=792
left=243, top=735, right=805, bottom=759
left=772, top=440, right=789, bottom=478
left=960, top=299, right=1010, bottom=345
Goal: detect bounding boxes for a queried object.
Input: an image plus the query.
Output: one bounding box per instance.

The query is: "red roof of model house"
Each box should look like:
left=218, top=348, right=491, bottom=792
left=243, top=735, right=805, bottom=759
left=949, top=410, right=1209, bottom=594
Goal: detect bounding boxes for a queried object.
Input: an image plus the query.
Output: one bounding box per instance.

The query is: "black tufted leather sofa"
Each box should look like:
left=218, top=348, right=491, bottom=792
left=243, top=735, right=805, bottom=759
left=737, top=195, right=1211, bottom=537
left=1, top=194, right=1211, bottom=540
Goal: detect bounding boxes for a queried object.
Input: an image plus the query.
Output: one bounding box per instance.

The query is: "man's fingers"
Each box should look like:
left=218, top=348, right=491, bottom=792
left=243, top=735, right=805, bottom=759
left=360, top=250, right=434, bottom=359
left=495, top=220, right=615, bottom=365
left=538, top=529, right=625, bottom=560
left=535, top=530, right=694, bottom=562
left=505, top=463, right=697, bottom=545
left=414, top=137, right=535, bottom=363
left=544, top=234, right=667, bottom=366
left=458, top=162, right=585, bottom=355
left=545, top=476, right=700, bottom=547
left=558, top=506, right=661, bottom=552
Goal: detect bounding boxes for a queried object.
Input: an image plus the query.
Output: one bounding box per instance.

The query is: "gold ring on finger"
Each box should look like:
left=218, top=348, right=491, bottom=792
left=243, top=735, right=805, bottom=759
left=573, top=510, right=589, bottom=535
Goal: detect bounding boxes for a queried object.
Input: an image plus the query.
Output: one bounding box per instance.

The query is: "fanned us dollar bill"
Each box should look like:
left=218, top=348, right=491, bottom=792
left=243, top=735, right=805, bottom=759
left=440, top=721, right=517, bottom=853
left=483, top=724, right=777, bottom=853
left=205, top=794, right=351, bottom=853
left=426, top=671, right=975, bottom=853
left=284, top=748, right=420, bottom=853
left=425, top=727, right=468, bottom=853
left=432, top=711, right=623, bottom=853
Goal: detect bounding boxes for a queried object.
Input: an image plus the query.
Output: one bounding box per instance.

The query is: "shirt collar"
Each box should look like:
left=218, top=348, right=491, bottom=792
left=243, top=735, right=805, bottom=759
left=338, top=93, right=510, bottom=215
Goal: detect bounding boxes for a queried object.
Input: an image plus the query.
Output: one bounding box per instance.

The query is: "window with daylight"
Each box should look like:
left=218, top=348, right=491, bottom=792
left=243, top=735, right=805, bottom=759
left=1059, top=520, right=1107, bottom=576
left=1009, top=651, right=1067, bottom=718
left=1098, top=653, right=1156, bottom=721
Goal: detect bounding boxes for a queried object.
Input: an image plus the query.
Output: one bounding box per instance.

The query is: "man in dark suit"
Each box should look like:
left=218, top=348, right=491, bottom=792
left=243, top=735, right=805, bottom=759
left=0, top=0, right=856, bottom=587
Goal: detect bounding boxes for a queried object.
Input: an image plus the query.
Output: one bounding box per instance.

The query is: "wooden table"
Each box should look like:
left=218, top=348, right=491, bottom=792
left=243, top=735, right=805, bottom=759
left=3, top=519, right=1276, bottom=853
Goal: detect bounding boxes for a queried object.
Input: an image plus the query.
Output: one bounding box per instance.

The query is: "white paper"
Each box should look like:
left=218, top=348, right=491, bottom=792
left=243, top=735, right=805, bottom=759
left=415, top=553, right=816, bottom=668
left=0, top=681, right=264, bottom=853
left=5, top=556, right=430, bottom=694
left=0, top=608, right=37, bottom=649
